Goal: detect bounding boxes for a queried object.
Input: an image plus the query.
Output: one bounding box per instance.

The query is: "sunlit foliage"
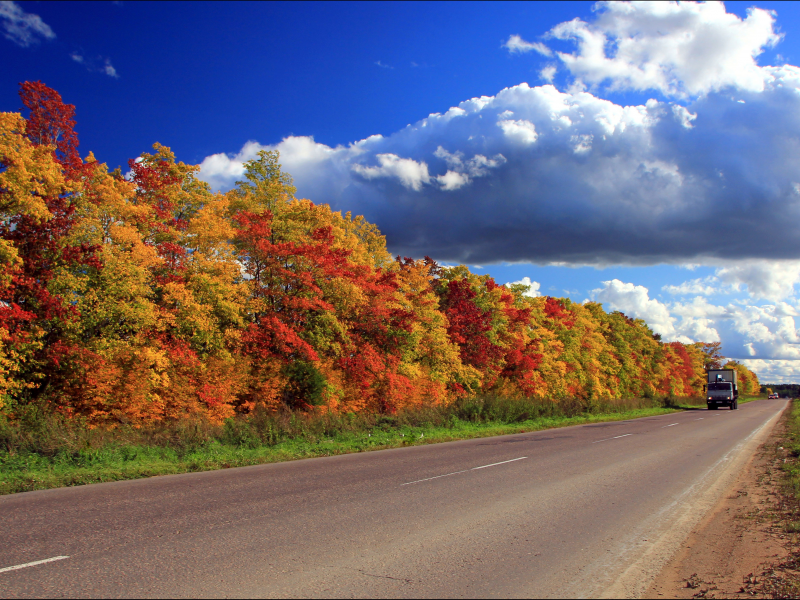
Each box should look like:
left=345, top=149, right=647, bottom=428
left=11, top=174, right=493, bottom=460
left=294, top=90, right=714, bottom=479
left=0, top=82, right=759, bottom=423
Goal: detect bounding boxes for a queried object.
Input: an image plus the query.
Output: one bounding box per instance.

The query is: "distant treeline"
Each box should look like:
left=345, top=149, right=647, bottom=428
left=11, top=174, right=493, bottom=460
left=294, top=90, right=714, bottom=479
left=763, top=384, right=800, bottom=396
left=0, top=82, right=761, bottom=425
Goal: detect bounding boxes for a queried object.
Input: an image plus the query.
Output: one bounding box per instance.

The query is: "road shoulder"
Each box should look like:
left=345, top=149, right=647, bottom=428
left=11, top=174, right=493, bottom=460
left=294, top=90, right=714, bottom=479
left=647, top=402, right=792, bottom=599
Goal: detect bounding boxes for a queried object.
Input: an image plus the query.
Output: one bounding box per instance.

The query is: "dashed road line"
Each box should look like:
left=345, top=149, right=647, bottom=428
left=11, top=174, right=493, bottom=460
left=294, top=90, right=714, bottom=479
left=0, top=556, right=69, bottom=574
left=402, top=456, right=528, bottom=486
left=593, top=433, right=633, bottom=444
left=662, top=423, right=679, bottom=428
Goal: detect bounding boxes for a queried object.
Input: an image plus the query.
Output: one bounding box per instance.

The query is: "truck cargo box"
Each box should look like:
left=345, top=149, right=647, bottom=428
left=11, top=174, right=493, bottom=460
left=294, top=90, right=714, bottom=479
left=707, top=369, right=737, bottom=384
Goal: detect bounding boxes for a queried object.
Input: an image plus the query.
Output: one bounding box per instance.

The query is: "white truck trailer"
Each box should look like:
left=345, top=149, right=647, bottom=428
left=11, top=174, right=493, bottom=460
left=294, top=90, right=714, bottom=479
left=706, top=369, right=738, bottom=410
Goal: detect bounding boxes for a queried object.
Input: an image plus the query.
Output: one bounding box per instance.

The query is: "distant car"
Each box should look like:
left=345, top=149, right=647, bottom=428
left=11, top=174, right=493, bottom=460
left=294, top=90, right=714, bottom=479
left=769, top=393, right=779, bottom=399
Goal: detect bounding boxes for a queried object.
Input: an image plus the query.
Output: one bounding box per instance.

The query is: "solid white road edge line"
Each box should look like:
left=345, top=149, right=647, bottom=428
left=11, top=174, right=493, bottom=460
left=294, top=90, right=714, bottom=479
left=0, top=556, right=69, bottom=574
left=402, top=457, right=528, bottom=485
left=593, top=434, right=633, bottom=444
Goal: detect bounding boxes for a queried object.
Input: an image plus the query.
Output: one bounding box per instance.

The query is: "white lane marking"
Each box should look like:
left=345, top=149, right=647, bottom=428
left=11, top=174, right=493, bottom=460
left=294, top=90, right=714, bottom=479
left=401, top=469, right=469, bottom=485
left=593, top=433, right=633, bottom=444
left=402, top=457, right=527, bottom=486
left=0, top=556, right=69, bottom=574
left=662, top=423, right=679, bottom=428
left=471, top=456, right=528, bottom=470
left=694, top=418, right=704, bottom=421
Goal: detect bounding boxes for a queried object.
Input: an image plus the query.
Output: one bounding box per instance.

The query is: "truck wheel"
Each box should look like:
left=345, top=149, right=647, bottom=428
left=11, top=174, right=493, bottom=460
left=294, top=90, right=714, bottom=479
left=734, top=400, right=739, bottom=410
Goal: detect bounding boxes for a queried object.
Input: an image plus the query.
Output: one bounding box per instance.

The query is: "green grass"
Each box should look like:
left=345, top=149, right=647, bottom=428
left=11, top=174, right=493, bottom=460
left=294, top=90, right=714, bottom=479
left=0, top=394, right=764, bottom=496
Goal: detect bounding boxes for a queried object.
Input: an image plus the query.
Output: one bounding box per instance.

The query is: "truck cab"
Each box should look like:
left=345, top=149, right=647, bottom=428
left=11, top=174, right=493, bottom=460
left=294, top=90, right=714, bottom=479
left=706, top=370, right=739, bottom=410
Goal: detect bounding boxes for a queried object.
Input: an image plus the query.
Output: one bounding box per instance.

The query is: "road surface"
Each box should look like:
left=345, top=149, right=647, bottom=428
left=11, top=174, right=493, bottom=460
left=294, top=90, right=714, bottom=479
left=0, top=399, right=787, bottom=598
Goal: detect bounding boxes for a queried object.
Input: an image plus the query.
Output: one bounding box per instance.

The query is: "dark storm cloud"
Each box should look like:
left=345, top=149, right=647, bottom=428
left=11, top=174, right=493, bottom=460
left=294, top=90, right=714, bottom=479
left=200, top=69, right=800, bottom=266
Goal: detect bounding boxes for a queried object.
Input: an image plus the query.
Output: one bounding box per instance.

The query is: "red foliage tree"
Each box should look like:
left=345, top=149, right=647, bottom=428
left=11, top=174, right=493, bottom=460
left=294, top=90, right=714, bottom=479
left=18, top=81, right=83, bottom=179
left=544, top=297, right=575, bottom=328
left=0, top=82, right=101, bottom=404
left=439, top=279, right=504, bottom=371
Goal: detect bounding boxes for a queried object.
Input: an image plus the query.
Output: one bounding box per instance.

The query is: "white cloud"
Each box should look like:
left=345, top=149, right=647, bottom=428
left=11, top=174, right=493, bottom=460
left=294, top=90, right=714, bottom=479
left=546, top=1, right=782, bottom=97
left=663, top=260, right=800, bottom=303
left=503, top=34, right=552, bottom=56
left=196, top=4, right=800, bottom=270
left=571, top=133, right=593, bottom=154
left=0, top=0, right=55, bottom=47
left=432, top=146, right=506, bottom=190
left=197, top=73, right=800, bottom=266
left=592, top=279, right=678, bottom=339
left=352, top=153, right=431, bottom=191
left=69, top=51, right=120, bottom=78
left=197, top=72, right=800, bottom=267
left=540, top=65, right=557, bottom=83
left=672, top=105, right=697, bottom=128
left=590, top=275, right=800, bottom=383
left=436, top=170, right=470, bottom=191
left=739, top=359, right=800, bottom=384
left=714, top=260, right=800, bottom=302
left=497, top=117, right=538, bottom=145
left=103, top=59, right=118, bottom=78
left=662, top=277, right=719, bottom=296
left=590, top=280, right=800, bottom=381
left=506, top=276, right=542, bottom=298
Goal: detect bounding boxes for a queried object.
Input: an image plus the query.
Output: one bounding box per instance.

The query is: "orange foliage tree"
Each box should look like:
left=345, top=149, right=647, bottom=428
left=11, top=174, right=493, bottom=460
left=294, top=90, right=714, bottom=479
left=0, top=81, right=762, bottom=424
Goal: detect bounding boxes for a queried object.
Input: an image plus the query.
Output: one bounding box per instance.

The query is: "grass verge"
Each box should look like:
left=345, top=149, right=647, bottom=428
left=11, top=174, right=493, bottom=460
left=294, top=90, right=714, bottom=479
left=0, top=394, right=763, bottom=496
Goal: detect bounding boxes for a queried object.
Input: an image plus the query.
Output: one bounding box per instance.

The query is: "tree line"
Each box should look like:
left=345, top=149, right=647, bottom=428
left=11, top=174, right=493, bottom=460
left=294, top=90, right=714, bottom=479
left=0, top=82, right=760, bottom=425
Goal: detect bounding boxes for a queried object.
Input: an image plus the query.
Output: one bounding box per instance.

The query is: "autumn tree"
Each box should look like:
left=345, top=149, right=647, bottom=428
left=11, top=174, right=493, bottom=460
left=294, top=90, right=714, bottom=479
left=0, top=81, right=723, bottom=423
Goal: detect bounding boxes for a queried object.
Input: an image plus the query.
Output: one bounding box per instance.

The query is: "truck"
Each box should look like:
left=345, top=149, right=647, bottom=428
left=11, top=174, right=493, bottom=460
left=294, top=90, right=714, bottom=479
left=706, top=369, right=738, bottom=410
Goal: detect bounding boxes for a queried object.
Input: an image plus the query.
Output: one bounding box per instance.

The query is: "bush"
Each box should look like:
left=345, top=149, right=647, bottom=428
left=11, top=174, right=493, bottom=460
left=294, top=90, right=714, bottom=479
left=0, top=393, right=682, bottom=464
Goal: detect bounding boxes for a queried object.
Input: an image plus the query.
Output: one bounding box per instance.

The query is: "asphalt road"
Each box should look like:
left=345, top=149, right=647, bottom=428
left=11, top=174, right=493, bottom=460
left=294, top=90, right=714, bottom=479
left=0, top=400, right=788, bottom=599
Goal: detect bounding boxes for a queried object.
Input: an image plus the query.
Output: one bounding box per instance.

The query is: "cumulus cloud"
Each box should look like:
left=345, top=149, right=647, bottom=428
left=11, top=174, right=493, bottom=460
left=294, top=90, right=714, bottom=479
left=662, top=277, right=719, bottom=296
left=352, top=153, right=431, bottom=191
left=506, top=276, right=542, bottom=298
left=200, top=70, right=800, bottom=266
left=739, top=359, right=800, bottom=384
left=699, top=300, right=800, bottom=363
left=714, top=260, right=800, bottom=302
left=540, top=65, right=557, bottom=83
left=664, top=260, right=800, bottom=302
left=0, top=1, right=55, bottom=47
left=197, top=3, right=800, bottom=272
left=591, top=279, right=800, bottom=381
left=497, top=117, right=538, bottom=145
left=591, top=279, right=680, bottom=339
left=546, top=1, right=782, bottom=97
left=432, top=146, right=506, bottom=190
left=503, top=34, right=552, bottom=56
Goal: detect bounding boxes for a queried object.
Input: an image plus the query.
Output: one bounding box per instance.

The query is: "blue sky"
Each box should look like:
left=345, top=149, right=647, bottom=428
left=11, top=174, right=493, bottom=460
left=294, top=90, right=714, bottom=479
left=4, top=1, right=800, bottom=382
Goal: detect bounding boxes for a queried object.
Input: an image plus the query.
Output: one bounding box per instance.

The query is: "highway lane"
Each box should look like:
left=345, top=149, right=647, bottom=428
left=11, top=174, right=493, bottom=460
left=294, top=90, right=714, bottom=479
left=0, top=399, right=787, bottom=598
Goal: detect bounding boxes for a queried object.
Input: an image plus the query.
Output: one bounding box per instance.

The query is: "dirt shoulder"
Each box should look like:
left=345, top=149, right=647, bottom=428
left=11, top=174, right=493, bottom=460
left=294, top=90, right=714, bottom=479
left=647, top=402, right=797, bottom=599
